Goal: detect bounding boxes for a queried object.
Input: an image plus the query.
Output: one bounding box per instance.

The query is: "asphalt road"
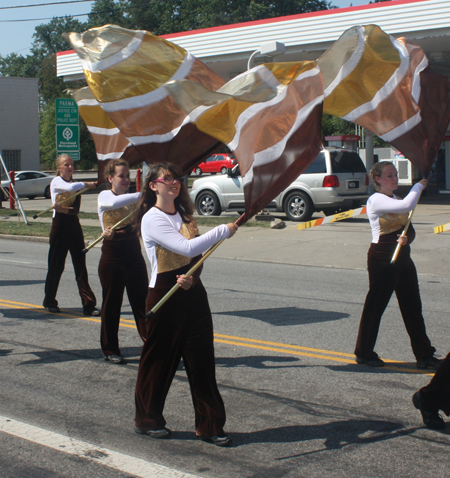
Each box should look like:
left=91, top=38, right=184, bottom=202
left=0, top=239, right=450, bottom=477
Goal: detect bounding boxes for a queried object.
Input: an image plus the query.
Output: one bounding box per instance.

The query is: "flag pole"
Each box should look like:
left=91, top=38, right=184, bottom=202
left=145, top=213, right=245, bottom=319
left=83, top=210, right=136, bottom=253
left=32, top=187, right=90, bottom=219
left=390, top=189, right=423, bottom=264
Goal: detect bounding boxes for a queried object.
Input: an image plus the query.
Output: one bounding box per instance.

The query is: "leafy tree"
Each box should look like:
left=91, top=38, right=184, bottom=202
left=86, top=0, right=129, bottom=30
left=124, top=0, right=334, bottom=35
left=0, top=53, right=38, bottom=78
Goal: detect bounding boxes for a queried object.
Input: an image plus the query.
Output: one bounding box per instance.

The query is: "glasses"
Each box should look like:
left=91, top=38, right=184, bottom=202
left=153, top=177, right=184, bottom=185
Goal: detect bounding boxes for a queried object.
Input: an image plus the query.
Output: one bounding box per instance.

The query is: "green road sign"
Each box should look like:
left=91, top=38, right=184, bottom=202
left=56, top=98, right=80, bottom=160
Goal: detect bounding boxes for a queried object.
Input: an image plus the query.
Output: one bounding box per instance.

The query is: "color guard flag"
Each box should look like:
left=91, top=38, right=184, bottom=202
left=320, top=24, right=450, bottom=176
left=66, top=26, right=223, bottom=178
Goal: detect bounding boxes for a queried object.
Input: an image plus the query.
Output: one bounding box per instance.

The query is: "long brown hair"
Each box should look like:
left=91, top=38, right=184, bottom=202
left=134, top=162, right=193, bottom=232
left=104, top=159, right=129, bottom=189
left=370, top=161, right=396, bottom=192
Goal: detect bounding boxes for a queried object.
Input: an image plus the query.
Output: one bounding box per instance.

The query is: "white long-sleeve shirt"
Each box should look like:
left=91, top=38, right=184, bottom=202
left=367, top=182, right=424, bottom=243
left=50, top=176, right=86, bottom=217
left=97, top=190, right=140, bottom=230
left=141, top=207, right=230, bottom=287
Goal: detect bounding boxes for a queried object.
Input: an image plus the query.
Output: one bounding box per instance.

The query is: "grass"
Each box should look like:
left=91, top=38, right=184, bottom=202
left=0, top=209, right=98, bottom=220
left=0, top=221, right=103, bottom=239
left=0, top=212, right=270, bottom=238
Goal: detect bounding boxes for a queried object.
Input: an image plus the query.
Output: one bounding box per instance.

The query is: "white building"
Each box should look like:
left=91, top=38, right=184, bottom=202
left=56, top=0, right=450, bottom=188
left=0, top=77, right=40, bottom=173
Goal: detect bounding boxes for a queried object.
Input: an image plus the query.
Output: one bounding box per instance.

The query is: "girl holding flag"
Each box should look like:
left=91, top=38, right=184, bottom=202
left=134, top=162, right=237, bottom=446
left=354, top=161, right=440, bottom=369
left=97, top=159, right=148, bottom=364
left=43, top=153, right=99, bottom=316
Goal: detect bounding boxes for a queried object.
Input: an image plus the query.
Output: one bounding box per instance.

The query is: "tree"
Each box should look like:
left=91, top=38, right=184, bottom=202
left=124, top=0, right=334, bottom=35
left=86, top=0, right=129, bottom=30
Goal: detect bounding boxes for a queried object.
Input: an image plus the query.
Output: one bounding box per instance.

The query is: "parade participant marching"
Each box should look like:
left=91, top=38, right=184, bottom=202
left=413, top=351, right=450, bottom=430
left=354, top=161, right=440, bottom=369
left=43, top=153, right=99, bottom=316
left=134, top=162, right=238, bottom=446
left=97, top=159, right=148, bottom=364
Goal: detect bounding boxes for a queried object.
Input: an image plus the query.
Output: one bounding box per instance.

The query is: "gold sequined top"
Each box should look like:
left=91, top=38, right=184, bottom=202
left=379, top=212, right=409, bottom=235
left=56, top=191, right=77, bottom=208
left=156, top=220, right=199, bottom=274
left=103, top=203, right=137, bottom=229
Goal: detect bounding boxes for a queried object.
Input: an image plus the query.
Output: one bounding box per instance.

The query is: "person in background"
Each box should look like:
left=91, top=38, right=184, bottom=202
left=43, top=153, right=99, bottom=316
left=413, top=352, right=450, bottom=430
left=354, top=161, right=441, bottom=369
left=134, top=162, right=238, bottom=446
left=97, top=159, right=148, bottom=364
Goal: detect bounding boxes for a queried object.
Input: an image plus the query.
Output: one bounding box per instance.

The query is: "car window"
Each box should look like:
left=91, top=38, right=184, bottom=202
left=330, top=151, right=367, bottom=173
left=304, top=152, right=327, bottom=174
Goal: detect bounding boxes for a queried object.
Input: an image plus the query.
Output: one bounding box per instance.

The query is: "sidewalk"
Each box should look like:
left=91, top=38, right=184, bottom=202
left=2, top=191, right=449, bottom=276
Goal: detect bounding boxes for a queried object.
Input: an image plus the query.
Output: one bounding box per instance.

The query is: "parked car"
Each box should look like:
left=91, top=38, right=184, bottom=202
left=1, top=171, right=54, bottom=200
left=192, top=153, right=237, bottom=176
left=190, top=148, right=369, bottom=221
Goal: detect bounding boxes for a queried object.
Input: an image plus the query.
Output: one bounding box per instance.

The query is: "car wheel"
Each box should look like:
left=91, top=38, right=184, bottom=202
left=196, top=191, right=222, bottom=216
left=195, top=167, right=202, bottom=176
left=27, top=196, right=36, bottom=200
left=221, top=167, right=227, bottom=174
left=283, top=191, right=313, bottom=222
left=44, top=186, right=51, bottom=199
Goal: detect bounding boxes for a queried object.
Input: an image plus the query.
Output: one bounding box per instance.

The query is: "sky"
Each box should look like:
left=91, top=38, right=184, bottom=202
left=0, top=0, right=368, bottom=58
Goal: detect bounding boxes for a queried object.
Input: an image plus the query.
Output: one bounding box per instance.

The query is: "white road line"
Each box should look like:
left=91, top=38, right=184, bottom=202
left=0, top=258, right=33, bottom=264
left=0, top=416, right=201, bottom=478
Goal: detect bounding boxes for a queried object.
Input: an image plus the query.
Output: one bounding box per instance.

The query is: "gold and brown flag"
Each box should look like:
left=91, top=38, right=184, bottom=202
left=320, top=24, right=450, bottom=176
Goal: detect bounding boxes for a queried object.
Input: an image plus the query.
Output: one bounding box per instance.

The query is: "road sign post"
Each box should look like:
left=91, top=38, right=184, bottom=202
left=55, top=98, right=80, bottom=161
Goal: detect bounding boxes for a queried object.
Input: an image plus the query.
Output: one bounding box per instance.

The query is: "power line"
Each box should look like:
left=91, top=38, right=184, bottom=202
left=0, top=1, right=93, bottom=10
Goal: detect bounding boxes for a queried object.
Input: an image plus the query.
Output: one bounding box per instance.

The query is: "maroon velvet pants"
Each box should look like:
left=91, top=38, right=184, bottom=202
left=98, top=233, right=148, bottom=357
left=135, top=265, right=226, bottom=436
left=420, top=352, right=450, bottom=416
left=43, top=213, right=96, bottom=309
left=355, top=243, right=435, bottom=360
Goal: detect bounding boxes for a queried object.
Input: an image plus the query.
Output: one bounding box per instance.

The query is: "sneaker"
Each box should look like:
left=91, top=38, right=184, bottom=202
left=103, top=354, right=124, bottom=364
left=196, top=434, right=232, bottom=447
left=416, top=356, right=442, bottom=370
left=355, top=353, right=385, bottom=367
left=83, top=306, right=101, bottom=317
left=412, top=392, right=445, bottom=430
left=134, top=426, right=172, bottom=439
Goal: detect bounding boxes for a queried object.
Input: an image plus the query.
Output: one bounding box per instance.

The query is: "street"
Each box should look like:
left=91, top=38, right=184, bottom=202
left=0, top=238, right=450, bottom=477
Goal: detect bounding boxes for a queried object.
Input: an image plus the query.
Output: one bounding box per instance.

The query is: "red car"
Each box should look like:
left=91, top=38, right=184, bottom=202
left=192, top=154, right=237, bottom=176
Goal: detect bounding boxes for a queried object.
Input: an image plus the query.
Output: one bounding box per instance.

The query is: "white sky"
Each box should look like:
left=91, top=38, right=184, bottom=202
left=0, top=0, right=368, bottom=58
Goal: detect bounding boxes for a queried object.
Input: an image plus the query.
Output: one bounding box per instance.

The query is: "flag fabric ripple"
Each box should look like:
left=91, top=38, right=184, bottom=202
left=320, top=24, right=450, bottom=176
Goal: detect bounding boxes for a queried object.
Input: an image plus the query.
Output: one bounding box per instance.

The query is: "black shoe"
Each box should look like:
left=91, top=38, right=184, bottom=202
left=83, top=306, right=100, bottom=317
left=197, top=434, right=232, bottom=447
left=103, top=354, right=124, bottom=364
left=416, top=355, right=442, bottom=370
left=412, top=391, right=445, bottom=430
left=134, top=426, right=172, bottom=439
left=355, top=353, right=385, bottom=367
left=47, top=306, right=60, bottom=313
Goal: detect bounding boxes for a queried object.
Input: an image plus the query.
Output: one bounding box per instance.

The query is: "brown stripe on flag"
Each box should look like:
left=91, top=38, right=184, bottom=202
left=387, top=66, right=450, bottom=176
left=240, top=102, right=323, bottom=222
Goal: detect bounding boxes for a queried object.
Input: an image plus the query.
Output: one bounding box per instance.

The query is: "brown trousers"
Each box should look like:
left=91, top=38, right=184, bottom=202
left=135, top=264, right=226, bottom=435
left=355, top=242, right=435, bottom=360
left=43, top=213, right=96, bottom=309
left=420, top=352, right=450, bottom=416
left=98, top=233, right=148, bottom=357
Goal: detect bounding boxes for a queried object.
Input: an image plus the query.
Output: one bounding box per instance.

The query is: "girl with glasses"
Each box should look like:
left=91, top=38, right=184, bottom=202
left=134, top=162, right=238, bottom=446
left=97, top=159, right=148, bottom=364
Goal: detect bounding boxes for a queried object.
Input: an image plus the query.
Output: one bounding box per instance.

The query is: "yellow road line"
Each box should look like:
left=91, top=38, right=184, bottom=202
left=0, top=299, right=434, bottom=374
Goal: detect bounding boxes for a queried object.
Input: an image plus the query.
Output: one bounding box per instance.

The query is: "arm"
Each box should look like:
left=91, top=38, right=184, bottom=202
left=98, top=191, right=140, bottom=210
left=371, top=182, right=425, bottom=215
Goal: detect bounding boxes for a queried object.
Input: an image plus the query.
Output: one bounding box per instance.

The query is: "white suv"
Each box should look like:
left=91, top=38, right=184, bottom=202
left=190, top=148, right=369, bottom=221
